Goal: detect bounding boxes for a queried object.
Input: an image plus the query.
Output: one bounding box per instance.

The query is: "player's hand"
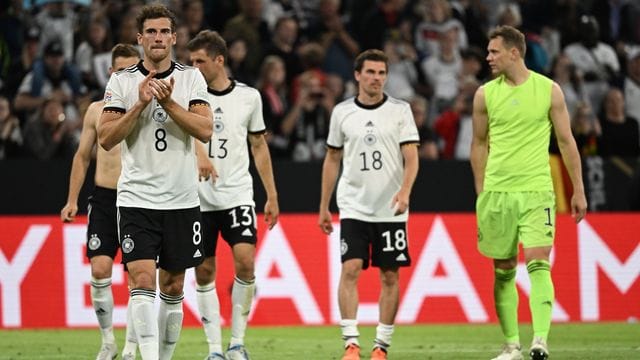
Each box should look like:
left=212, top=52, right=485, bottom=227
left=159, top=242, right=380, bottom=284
left=264, top=198, right=279, bottom=230
left=571, top=191, right=587, bottom=223
left=318, top=210, right=333, bottom=234
left=197, top=154, right=217, bottom=183
left=138, top=70, right=156, bottom=104
left=150, top=76, right=174, bottom=106
left=391, top=191, right=409, bottom=215
left=60, top=203, right=78, bottom=223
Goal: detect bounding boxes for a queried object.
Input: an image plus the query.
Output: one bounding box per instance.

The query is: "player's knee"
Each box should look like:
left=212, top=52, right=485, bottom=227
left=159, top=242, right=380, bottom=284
left=341, top=264, right=362, bottom=282
left=91, top=266, right=112, bottom=279
left=235, top=259, right=254, bottom=279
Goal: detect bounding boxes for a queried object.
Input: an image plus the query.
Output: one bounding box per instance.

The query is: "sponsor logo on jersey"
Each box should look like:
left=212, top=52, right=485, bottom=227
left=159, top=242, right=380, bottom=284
left=121, top=235, right=135, bottom=254
left=88, top=234, right=101, bottom=250
left=193, top=249, right=202, bottom=258
left=242, top=228, right=253, bottom=237
left=396, top=253, right=407, bottom=261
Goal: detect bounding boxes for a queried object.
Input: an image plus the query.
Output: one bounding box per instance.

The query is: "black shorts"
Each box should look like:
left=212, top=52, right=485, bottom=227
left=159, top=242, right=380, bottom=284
left=201, top=205, right=257, bottom=257
left=117, top=206, right=204, bottom=271
left=86, top=186, right=119, bottom=259
left=340, top=219, right=411, bottom=269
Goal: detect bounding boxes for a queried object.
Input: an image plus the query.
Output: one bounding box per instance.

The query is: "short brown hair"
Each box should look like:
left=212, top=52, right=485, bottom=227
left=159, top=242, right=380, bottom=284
left=187, top=30, right=228, bottom=62
left=136, top=4, right=177, bottom=33
left=354, top=49, right=388, bottom=73
left=489, top=25, right=526, bottom=57
left=111, top=43, right=140, bottom=66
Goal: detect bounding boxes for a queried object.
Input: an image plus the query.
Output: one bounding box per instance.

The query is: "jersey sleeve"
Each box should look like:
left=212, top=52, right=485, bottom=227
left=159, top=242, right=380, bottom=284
left=248, top=90, right=266, bottom=134
left=399, top=103, right=420, bottom=145
left=103, top=73, right=126, bottom=113
left=326, top=106, right=344, bottom=149
left=189, top=69, right=210, bottom=107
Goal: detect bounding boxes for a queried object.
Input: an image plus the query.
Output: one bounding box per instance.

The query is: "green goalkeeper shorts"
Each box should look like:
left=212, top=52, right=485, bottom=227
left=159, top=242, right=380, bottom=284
left=476, top=191, right=556, bottom=259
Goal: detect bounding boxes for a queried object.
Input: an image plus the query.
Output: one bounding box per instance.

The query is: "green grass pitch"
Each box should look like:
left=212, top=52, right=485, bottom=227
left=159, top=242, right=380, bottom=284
left=1, top=323, right=638, bottom=359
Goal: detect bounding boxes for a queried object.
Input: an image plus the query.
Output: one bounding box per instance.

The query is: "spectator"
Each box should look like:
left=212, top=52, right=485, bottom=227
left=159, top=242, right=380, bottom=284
left=2, top=26, right=40, bottom=100
left=307, top=0, right=360, bottom=82
left=74, top=16, right=113, bottom=96
left=223, top=0, right=271, bottom=75
left=421, top=28, right=462, bottom=119
left=0, top=95, right=22, bottom=159
left=549, top=53, right=587, bottom=118
left=414, top=0, right=468, bottom=59
left=409, top=94, right=438, bottom=160
left=256, top=55, right=292, bottom=158
left=283, top=71, right=333, bottom=161
left=433, top=83, right=476, bottom=159
left=22, top=98, right=77, bottom=160
left=564, top=15, right=620, bottom=115
left=623, top=47, right=640, bottom=128
left=357, top=0, right=410, bottom=51
left=571, top=101, right=600, bottom=156
left=383, top=37, right=425, bottom=101
left=34, top=0, right=78, bottom=62
left=174, top=24, right=192, bottom=65
left=226, top=37, right=255, bottom=85
left=14, top=39, right=86, bottom=128
left=597, top=87, right=640, bottom=157
left=182, top=0, right=205, bottom=38
left=263, top=16, right=302, bottom=86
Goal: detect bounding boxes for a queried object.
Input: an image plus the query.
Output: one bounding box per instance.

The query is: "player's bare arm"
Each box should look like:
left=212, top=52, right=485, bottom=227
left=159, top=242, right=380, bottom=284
left=318, top=147, right=343, bottom=234
left=249, top=133, right=279, bottom=229
left=61, top=101, right=101, bottom=222
left=98, top=71, right=157, bottom=150
left=470, top=86, right=489, bottom=195
left=549, top=82, right=587, bottom=222
left=150, top=76, right=213, bottom=142
left=393, top=143, right=419, bottom=215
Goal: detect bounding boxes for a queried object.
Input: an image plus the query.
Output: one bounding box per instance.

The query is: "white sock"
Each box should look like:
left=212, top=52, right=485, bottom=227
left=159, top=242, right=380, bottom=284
left=91, top=277, right=115, bottom=344
left=158, top=292, right=184, bottom=360
left=374, top=323, right=394, bottom=349
left=340, top=319, right=360, bottom=347
left=229, top=276, right=255, bottom=347
left=122, top=295, right=138, bottom=357
left=196, top=282, right=222, bottom=354
left=130, top=289, right=158, bottom=360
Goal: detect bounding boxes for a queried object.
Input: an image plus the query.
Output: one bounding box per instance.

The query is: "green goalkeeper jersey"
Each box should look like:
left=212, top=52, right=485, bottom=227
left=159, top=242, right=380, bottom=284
left=483, top=71, right=554, bottom=192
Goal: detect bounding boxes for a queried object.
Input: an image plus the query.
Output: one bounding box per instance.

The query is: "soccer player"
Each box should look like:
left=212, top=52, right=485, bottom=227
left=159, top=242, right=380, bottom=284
left=98, top=5, right=213, bottom=360
left=60, top=43, right=140, bottom=360
left=318, top=49, right=419, bottom=360
left=187, top=30, right=279, bottom=360
left=470, top=26, right=587, bottom=360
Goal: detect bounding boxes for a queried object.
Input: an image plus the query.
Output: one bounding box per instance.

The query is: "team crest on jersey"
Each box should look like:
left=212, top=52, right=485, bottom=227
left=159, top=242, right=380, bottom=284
left=340, top=238, right=348, bottom=255
left=121, top=235, right=135, bottom=254
left=364, top=133, right=377, bottom=145
left=152, top=107, right=168, bottom=123
left=214, top=121, right=224, bottom=133
left=88, top=234, right=101, bottom=250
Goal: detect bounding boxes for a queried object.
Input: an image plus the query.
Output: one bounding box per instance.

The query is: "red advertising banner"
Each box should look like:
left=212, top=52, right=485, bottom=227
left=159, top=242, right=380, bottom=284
left=0, top=214, right=638, bottom=328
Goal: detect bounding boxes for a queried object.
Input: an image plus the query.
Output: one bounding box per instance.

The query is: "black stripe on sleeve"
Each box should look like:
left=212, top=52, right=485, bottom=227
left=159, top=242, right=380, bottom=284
left=189, top=99, right=210, bottom=107
left=248, top=128, right=267, bottom=135
left=103, top=106, right=125, bottom=114
left=400, top=140, right=420, bottom=146
left=327, top=143, right=343, bottom=150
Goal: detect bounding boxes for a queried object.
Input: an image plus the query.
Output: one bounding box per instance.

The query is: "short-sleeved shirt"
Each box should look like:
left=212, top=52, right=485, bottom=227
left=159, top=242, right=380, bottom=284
left=327, top=94, right=420, bottom=222
left=198, top=80, right=266, bottom=211
left=482, top=71, right=554, bottom=192
left=103, top=60, right=210, bottom=209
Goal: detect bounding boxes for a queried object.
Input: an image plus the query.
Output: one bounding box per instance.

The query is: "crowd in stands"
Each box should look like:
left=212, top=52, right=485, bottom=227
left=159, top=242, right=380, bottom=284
left=1, top=0, right=640, bottom=161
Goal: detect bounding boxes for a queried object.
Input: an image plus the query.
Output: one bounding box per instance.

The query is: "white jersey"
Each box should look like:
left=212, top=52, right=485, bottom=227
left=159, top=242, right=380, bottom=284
left=103, top=61, right=210, bottom=209
left=327, top=95, right=419, bottom=222
left=199, top=80, right=266, bottom=212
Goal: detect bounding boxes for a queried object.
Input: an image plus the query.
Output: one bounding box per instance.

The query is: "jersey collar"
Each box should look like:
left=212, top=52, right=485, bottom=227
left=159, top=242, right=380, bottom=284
left=354, top=93, right=387, bottom=110
left=137, top=60, right=176, bottom=79
left=208, top=79, right=236, bottom=96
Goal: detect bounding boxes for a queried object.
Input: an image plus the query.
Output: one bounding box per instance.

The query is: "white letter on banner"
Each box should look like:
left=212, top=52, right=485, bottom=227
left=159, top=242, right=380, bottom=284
left=397, top=216, right=488, bottom=322
left=328, top=223, right=380, bottom=324
left=253, top=223, right=323, bottom=324
left=0, top=225, right=49, bottom=327
left=64, top=224, right=126, bottom=326
left=579, top=220, right=640, bottom=321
